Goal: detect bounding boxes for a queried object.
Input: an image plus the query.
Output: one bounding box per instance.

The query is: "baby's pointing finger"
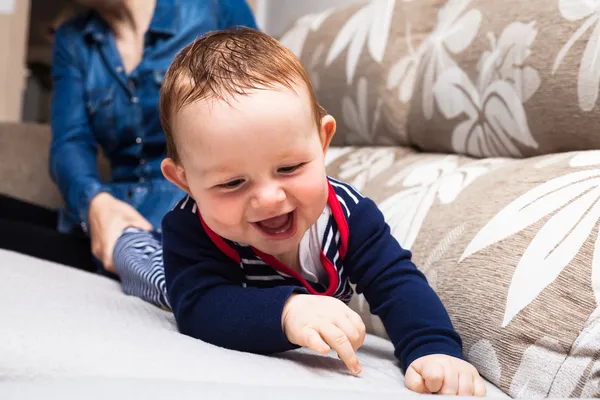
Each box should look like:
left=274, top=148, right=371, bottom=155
left=319, top=324, right=362, bottom=375
left=303, top=327, right=330, bottom=354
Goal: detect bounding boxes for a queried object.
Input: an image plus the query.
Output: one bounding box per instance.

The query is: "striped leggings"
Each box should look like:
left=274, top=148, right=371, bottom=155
left=113, top=228, right=171, bottom=310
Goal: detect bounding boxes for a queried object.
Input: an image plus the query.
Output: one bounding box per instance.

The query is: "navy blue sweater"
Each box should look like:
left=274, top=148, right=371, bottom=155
left=162, top=178, right=463, bottom=371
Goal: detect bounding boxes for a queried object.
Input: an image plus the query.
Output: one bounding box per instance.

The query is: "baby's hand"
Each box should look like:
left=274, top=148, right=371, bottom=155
left=405, top=354, right=486, bottom=396
left=281, top=294, right=366, bottom=375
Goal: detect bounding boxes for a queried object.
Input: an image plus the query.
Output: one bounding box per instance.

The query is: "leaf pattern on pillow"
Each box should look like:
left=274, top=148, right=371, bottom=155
left=279, top=9, right=333, bottom=57
left=477, top=22, right=541, bottom=103
left=387, top=0, right=482, bottom=117
left=553, top=0, right=600, bottom=111
left=325, top=0, right=396, bottom=85
left=549, top=307, right=600, bottom=397
left=341, top=78, right=388, bottom=145
left=433, top=21, right=540, bottom=157
left=461, top=152, right=600, bottom=327
left=468, top=339, right=502, bottom=387
left=336, top=147, right=397, bottom=191
left=509, top=337, right=566, bottom=398
left=379, top=156, right=505, bottom=250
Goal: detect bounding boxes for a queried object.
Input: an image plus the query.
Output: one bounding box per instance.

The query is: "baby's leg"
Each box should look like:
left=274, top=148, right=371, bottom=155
left=112, top=227, right=170, bottom=310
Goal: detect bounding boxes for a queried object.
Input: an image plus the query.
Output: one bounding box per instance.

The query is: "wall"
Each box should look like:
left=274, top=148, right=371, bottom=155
left=0, top=0, right=31, bottom=122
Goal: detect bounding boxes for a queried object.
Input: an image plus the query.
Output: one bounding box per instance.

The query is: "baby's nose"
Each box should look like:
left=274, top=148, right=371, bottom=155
left=251, top=183, right=286, bottom=209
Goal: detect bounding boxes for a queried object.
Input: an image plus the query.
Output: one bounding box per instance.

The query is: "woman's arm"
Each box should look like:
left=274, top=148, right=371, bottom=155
left=50, top=23, right=153, bottom=272
left=50, top=24, right=109, bottom=229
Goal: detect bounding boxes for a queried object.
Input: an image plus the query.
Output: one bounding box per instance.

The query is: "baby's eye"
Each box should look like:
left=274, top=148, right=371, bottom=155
left=278, top=163, right=304, bottom=174
left=217, top=179, right=244, bottom=189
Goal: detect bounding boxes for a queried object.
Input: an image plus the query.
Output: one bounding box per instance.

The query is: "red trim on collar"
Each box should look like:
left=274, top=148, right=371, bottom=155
left=199, top=217, right=241, bottom=264
left=197, top=181, right=348, bottom=296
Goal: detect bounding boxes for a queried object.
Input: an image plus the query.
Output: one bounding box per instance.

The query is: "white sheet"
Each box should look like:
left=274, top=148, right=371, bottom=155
left=0, top=250, right=509, bottom=398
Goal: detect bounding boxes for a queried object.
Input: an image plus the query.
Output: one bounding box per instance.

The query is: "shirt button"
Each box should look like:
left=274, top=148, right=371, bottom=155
left=140, top=159, right=145, bottom=165
left=131, top=96, right=139, bottom=104
left=116, top=66, right=123, bottom=73
left=136, top=137, right=142, bottom=144
left=129, top=80, right=135, bottom=89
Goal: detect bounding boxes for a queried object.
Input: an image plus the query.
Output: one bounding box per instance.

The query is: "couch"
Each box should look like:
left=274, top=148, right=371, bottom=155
left=0, top=125, right=508, bottom=400
left=1, top=0, right=600, bottom=398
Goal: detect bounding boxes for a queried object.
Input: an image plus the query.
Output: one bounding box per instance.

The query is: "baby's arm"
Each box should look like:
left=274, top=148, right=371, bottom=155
left=344, top=197, right=484, bottom=395
left=162, top=205, right=299, bottom=354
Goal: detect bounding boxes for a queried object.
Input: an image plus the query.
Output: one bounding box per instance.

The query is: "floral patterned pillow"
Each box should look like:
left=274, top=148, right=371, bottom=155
left=326, top=147, right=600, bottom=398
left=280, top=0, right=444, bottom=147
left=281, top=0, right=600, bottom=157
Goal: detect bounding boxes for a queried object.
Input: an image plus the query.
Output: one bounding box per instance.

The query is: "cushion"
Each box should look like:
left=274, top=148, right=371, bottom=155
left=0, top=249, right=507, bottom=397
left=279, top=0, right=442, bottom=147
left=326, top=147, right=600, bottom=397
left=281, top=0, right=600, bottom=157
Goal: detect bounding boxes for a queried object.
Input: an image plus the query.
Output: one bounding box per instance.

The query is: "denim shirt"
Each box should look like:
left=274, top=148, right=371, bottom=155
left=50, top=0, right=257, bottom=233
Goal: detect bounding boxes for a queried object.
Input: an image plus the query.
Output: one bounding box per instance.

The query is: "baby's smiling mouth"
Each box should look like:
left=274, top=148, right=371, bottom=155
left=252, top=210, right=297, bottom=239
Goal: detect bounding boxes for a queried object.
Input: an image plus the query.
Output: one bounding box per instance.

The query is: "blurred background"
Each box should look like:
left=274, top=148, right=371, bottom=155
left=0, top=0, right=358, bottom=125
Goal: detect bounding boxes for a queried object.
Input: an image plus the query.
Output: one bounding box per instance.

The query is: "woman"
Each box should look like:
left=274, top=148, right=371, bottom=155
left=0, top=0, right=257, bottom=273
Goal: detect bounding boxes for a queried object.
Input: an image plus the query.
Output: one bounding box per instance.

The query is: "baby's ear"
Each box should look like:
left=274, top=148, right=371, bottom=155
left=161, top=158, right=191, bottom=194
left=319, top=115, right=336, bottom=154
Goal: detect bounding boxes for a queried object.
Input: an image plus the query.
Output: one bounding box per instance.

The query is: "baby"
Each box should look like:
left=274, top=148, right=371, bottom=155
left=157, top=27, right=485, bottom=396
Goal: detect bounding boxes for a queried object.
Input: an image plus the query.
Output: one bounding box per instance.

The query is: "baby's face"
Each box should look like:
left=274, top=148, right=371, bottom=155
left=172, top=85, right=333, bottom=258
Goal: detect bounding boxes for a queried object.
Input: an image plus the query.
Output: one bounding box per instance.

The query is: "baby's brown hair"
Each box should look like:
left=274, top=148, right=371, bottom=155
left=159, top=27, right=327, bottom=163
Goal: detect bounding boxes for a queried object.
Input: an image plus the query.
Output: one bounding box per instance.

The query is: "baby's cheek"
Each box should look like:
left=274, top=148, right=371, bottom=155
left=294, top=172, right=329, bottom=220
left=197, top=195, right=246, bottom=236
left=308, top=173, right=330, bottom=206
left=299, top=167, right=328, bottom=195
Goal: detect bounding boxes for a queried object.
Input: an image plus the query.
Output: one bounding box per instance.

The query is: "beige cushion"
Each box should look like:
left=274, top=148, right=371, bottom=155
left=326, top=147, right=600, bottom=398
left=282, top=0, right=600, bottom=157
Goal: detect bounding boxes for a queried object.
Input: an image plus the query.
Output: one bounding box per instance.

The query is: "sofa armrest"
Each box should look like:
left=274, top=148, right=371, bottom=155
left=0, top=123, right=64, bottom=209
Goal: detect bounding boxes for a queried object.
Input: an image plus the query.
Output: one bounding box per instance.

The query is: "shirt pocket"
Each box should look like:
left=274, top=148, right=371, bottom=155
left=86, top=87, right=118, bottom=152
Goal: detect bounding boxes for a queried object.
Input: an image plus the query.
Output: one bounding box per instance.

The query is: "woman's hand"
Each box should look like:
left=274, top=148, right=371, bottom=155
left=88, top=192, right=153, bottom=273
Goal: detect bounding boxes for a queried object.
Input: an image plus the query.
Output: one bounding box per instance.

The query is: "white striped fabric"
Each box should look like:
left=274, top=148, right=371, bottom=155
left=113, top=228, right=171, bottom=310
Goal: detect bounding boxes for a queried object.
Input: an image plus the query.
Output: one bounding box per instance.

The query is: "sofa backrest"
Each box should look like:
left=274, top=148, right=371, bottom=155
left=280, top=0, right=600, bottom=158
